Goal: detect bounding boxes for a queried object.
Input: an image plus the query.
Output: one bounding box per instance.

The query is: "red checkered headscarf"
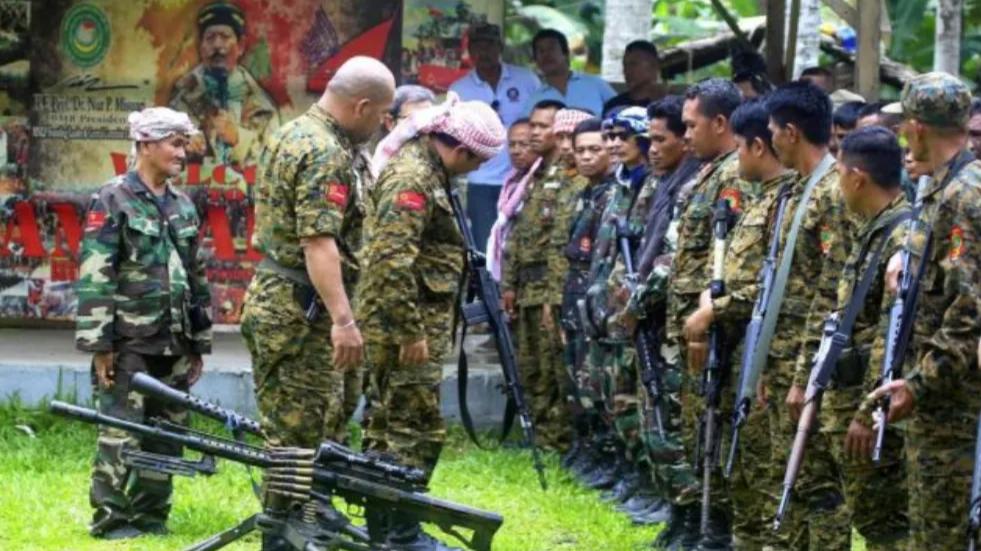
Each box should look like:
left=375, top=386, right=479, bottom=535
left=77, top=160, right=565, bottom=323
left=552, top=108, right=593, bottom=135
left=372, top=92, right=505, bottom=176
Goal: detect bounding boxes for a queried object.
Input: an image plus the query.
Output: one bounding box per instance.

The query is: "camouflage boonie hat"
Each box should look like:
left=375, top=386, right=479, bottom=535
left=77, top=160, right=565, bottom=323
left=882, top=72, right=972, bottom=128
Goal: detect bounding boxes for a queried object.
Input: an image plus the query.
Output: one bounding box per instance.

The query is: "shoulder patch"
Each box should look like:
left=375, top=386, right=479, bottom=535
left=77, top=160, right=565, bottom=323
left=395, top=191, right=427, bottom=212
left=948, top=225, right=965, bottom=260
left=85, top=211, right=107, bottom=232
left=719, top=187, right=742, bottom=214
left=325, top=182, right=349, bottom=207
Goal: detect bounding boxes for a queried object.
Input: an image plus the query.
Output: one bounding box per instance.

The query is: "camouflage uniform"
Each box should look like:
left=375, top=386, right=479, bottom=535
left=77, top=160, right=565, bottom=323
left=76, top=171, right=212, bottom=535
left=895, top=152, right=981, bottom=551
left=768, top=164, right=853, bottom=550
left=628, top=158, right=704, bottom=506
left=858, top=72, right=981, bottom=550
left=502, top=161, right=584, bottom=450
left=795, top=194, right=912, bottom=550
left=712, top=171, right=797, bottom=548
left=559, top=174, right=615, bottom=421
left=358, top=137, right=462, bottom=480
left=241, top=104, right=368, bottom=448
left=668, top=150, right=755, bottom=514
left=589, top=167, right=655, bottom=468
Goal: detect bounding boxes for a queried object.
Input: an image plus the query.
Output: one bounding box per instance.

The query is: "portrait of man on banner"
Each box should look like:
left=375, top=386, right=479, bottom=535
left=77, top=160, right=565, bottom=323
left=168, top=2, right=280, bottom=168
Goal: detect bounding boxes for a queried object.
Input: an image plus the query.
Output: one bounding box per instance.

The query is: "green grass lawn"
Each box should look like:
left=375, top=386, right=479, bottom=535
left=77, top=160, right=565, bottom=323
left=0, top=398, right=661, bottom=551
left=0, top=397, right=874, bottom=551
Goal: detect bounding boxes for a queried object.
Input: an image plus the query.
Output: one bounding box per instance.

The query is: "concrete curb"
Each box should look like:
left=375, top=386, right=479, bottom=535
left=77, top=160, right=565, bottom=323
left=0, top=329, right=507, bottom=427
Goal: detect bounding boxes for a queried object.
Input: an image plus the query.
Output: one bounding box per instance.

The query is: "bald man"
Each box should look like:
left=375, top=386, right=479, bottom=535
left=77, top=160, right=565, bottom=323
left=243, top=55, right=394, bottom=452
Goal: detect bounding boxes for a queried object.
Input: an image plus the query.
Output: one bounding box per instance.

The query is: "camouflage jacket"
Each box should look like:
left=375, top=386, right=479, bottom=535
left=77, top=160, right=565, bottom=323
left=809, top=194, right=910, bottom=429
left=76, top=171, right=212, bottom=355
left=764, top=161, right=854, bottom=391
left=559, top=175, right=615, bottom=331
left=357, top=137, right=462, bottom=344
left=604, top=170, right=668, bottom=320
left=666, top=150, right=756, bottom=341
left=585, top=165, right=652, bottom=338
left=251, top=105, right=366, bottom=289
left=882, top=153, right=981, bottom=427
left=628, top=160, right=703, bottom=319
left=502, top=160, right=584, bottom=307
left=713, top=171, right=797, bottom=334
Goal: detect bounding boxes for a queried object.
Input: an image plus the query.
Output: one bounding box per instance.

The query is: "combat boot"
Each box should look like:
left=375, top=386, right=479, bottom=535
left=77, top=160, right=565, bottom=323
left=561, top=438, right=584, bottom=469
left=695, top=507, right=732, bottom=551
left=601, top=465, right=638, bottom=502
left=651, top=504, right=698, bottom=550
left=387, top=514, right=462, bottom=551
left=584, top=454, right=624, bottom=490
left=569, top=439, right=602, bottom=477
left=630, top=498, right=670, bottom=525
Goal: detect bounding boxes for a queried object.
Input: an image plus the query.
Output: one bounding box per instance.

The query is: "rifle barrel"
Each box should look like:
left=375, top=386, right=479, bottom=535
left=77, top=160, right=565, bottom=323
left=131, top=373, right=263, bottom=436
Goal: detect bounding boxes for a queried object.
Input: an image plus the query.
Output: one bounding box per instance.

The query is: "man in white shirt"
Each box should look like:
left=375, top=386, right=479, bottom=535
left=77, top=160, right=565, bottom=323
left=449, top=23, right=541, bottom=250
left=527, top=29, right=616, bottom=117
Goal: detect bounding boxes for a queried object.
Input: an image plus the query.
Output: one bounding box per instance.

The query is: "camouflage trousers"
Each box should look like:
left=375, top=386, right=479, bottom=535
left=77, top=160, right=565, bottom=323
left=89, top=350, right=189, bottom=535
left=642, top=342, right=700, bottom=504
left=823, top=388, right=909, bottom=550
left=904, top=414, right=977, bottom=551
left=242, top=273, right=357, bottom=448
left=608, top=343, right=646, bottom=466
left=362, top=302, right=451, bottom=482
left=516, top=305, right=571, bottom=451
left=767, top=381, right=851, bottom=550
left=729, top=399, right=777, bottom=550
left=678, top=342, right=732, bottom=515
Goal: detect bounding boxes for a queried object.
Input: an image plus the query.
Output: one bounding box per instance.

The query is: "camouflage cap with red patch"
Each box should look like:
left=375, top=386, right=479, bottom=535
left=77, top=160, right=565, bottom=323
left=882, top=72, right=972, bottom=129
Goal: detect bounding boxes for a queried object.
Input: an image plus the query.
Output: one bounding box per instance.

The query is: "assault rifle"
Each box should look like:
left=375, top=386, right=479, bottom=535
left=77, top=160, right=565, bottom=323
left=614, top=218, right=666, bottom=439
left=871, top=176, right=932, bottom=463
left=968, top=410, right=981, bottom=551
left=773, top=314, right=842, bottom=530
left=699, top=200, right=732, bottom=535
left=725, top=190, right=790, bottom=478
left=449, top=188, right=547, bottom=491
left=774, top=206, right=912, bottom=530
left=51, top=400, right=503, bottom=551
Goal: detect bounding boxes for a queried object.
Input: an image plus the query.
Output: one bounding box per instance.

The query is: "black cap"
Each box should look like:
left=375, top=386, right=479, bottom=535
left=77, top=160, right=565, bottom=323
left=198, top=2, right=245, bottom=38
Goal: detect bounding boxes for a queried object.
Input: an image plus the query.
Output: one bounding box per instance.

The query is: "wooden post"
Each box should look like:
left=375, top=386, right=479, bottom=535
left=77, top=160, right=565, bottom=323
left=766, top=0, right=786, bottom=84
left=856, top=0, right=881, bottom=99
left=784, top=0, right=801, bottom=80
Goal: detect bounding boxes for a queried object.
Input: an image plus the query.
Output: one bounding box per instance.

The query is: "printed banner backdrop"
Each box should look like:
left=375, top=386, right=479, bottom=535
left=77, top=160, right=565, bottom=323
left=0, top=0, right=399, bottom=324
left=401, top=0, right=503, bottom=92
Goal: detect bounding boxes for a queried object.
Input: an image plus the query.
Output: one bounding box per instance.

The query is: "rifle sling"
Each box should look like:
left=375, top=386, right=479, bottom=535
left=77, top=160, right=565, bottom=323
left=836, top=211, right=914, bottom=346
left=885, top=151, right=974, bottom=377
left=746, top=153, right=836, bottom=385
left=448, top=191, right=517, bottom=447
